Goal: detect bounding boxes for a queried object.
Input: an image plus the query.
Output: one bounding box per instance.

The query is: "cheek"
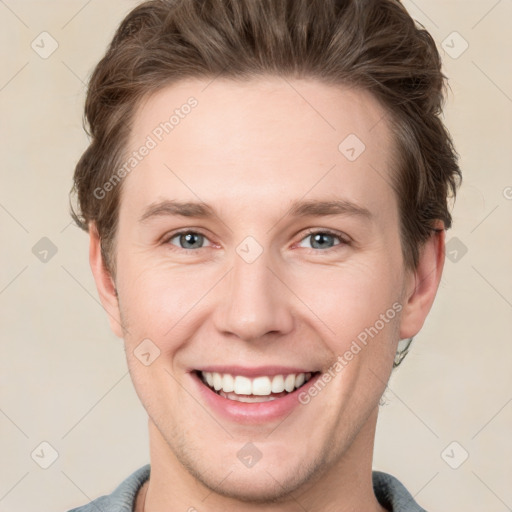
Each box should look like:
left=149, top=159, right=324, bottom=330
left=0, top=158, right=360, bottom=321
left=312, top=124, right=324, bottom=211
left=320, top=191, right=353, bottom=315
left=297, top=262, right=403, bottom=384
left=292, top=257, right=401, bottom=331
left=116, top=255, right=216, bottom=343
left=116, top=241, right=404, bottom=358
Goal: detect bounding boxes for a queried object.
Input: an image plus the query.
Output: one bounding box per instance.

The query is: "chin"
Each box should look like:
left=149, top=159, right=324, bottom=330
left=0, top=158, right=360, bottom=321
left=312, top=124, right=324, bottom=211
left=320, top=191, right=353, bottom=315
left=168, top=430, right=327, bottom=505
left=193, top=462, right=318, bottom=504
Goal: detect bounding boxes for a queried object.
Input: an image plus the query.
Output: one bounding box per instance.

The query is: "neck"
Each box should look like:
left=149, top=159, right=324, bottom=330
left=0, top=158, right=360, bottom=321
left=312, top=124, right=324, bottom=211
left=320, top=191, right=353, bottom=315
left=138, top=407, right=386, bottom=512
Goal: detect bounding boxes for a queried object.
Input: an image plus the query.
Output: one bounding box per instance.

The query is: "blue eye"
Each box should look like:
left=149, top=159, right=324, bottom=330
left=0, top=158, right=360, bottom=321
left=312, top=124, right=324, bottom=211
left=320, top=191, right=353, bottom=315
left=164, top=229, right=349, bottom=253
left=298, top=230, right=348, bottom=251
left=167, top=231, right=212, bottom=250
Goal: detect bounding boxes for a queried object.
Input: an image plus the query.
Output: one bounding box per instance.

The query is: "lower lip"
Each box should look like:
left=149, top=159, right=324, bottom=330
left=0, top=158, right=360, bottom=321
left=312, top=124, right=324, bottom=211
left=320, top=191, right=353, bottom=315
left=189, top=371, right=321, bottom=424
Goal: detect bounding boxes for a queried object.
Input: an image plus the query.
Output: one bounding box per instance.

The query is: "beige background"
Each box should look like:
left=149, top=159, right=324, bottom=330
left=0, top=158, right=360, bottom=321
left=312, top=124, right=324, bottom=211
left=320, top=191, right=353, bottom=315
left=0, top=1, right=511, bottom=511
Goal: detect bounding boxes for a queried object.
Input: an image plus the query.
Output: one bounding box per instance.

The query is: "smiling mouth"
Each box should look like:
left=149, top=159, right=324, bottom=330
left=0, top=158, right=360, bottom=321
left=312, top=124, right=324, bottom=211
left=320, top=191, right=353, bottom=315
left=195, top=370, right=321, bottom=403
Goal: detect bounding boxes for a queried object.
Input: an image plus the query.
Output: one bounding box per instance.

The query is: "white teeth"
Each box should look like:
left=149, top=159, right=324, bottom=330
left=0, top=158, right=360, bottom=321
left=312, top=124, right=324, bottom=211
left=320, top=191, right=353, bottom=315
left=213, top=372, right=223, bottom=391
left=284, top=374, right=296, bottom=392
left=219, top=390, right=279, bottom=402
left=234, top=376, right=252, bottom=395
left=252, top=376, right=272, bottom=396
left=222, top=373, right=234, bottom=392
left=295, top=373, right=305, bottom=388
left=200, top=371, right=313, bottom=397
left=271, top=375, right=285, bottom=393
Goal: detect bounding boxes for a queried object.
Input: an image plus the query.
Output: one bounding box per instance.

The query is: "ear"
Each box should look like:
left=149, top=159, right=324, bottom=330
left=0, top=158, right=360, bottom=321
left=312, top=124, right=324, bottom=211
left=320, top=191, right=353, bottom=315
left=399, top=221, right=446, bottom=339
left=89, top=223, right=124, bottom=338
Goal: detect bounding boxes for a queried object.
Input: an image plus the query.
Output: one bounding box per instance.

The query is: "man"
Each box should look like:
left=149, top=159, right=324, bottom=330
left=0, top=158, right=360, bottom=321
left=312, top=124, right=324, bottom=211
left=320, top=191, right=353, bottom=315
left=68, top=0, right=461, bottom=510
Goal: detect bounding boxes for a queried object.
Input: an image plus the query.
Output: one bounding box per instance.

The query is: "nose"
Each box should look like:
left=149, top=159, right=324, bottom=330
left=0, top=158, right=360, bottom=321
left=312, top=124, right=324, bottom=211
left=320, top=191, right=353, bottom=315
left=213, top=249, right=295, bottom=342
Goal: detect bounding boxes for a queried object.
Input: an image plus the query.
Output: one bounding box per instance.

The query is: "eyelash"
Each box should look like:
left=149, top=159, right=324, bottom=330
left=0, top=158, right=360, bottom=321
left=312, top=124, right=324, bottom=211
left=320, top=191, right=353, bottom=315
left=163, top=228, right=350, bottom=254
left=300, top=228, right=351, bottom=251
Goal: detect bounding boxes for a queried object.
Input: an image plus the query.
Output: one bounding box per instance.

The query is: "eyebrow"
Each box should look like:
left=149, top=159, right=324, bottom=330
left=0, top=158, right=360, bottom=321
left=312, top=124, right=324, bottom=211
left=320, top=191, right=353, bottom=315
left=138, top=198, right=373, bottom=223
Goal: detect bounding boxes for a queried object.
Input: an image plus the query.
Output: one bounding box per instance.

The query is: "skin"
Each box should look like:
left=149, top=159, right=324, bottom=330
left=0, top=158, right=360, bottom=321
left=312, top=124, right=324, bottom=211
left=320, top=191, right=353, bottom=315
left=89, top=77, right=445, bottom=512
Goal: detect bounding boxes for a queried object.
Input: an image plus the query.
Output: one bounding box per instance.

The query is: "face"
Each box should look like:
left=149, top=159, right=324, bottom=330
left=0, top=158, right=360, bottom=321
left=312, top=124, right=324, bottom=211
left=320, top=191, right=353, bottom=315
left=92, top=77, right=433, bottom=503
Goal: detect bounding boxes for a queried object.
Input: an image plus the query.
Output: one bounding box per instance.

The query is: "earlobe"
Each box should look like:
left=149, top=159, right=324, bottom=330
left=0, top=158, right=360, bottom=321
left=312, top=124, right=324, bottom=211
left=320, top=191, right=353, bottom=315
left=399, top=222, right=446, bottom=340
left=88, top=224, right=124, bottom=338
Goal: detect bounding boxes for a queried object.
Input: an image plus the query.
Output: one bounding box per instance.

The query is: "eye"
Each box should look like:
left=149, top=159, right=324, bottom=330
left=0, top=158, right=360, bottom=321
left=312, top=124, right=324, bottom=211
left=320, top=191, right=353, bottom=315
left=297, top=229, right=349, bottom=251
left=166, top=230, right=213, bottom=250
left=163, top=228, right=349, bottom=253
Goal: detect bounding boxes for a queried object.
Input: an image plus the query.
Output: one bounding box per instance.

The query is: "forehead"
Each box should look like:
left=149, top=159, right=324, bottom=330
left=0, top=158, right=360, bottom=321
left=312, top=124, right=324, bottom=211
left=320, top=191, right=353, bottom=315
left=121, top=77, right=397, bottom=225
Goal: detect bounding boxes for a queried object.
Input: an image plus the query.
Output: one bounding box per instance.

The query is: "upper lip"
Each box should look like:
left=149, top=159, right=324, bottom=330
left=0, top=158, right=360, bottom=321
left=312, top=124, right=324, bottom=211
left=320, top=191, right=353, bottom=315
left=193, top=366, right=319, bottom=378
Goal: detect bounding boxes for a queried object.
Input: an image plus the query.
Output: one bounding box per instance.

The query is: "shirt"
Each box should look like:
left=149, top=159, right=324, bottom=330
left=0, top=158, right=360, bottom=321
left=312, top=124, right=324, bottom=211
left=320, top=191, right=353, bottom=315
left=66, top=464, right=427, bottom=511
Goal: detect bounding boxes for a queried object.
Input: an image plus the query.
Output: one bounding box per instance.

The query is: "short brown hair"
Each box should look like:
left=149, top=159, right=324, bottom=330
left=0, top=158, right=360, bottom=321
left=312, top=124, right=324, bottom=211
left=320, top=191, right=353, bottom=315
left=71, top=0, right=462, bottom=275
